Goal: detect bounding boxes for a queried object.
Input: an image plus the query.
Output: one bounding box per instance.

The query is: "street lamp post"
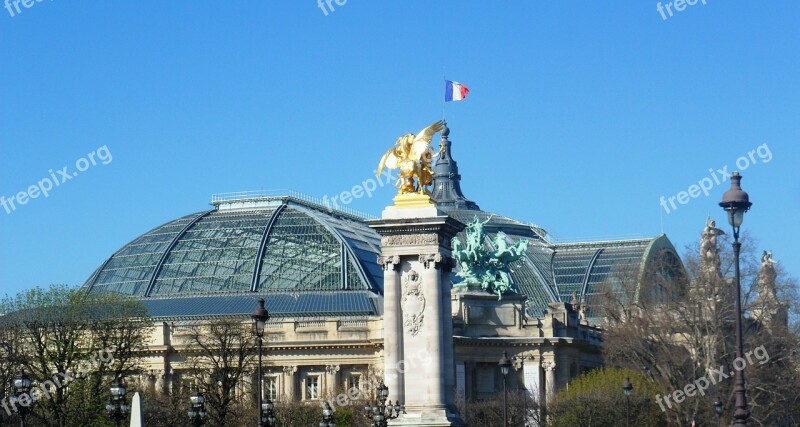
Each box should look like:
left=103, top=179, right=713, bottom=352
left=251, top=298, right=270, bottom=427
left=106, top=378, right=130, bottom=427
left=321, top=401, right=337, bottom=427
left=498, top=352, right=512, bottom=427
left=713, top=396, right=723, bottom=427
left=363, top=381, right=403, bottom=427
left=12, top=370, right=32, bottom=427
left=719, top=171, right=752, bottom=427
left=187, top=387, right=208, bottom=426
left=622, top=377, right=633, bottom=427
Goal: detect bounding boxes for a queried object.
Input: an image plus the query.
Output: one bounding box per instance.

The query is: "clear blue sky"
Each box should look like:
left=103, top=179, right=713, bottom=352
left=1, top=1, right=798, bottom=297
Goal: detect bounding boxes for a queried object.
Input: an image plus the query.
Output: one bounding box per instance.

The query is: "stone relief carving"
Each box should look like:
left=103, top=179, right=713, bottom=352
left=382, top=233, right=439, bottom=247
left=401, top=269, right=425, bottom=336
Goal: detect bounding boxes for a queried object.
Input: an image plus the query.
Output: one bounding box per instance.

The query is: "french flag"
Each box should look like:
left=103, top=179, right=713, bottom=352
left=445, top=80, right=469, bottom=102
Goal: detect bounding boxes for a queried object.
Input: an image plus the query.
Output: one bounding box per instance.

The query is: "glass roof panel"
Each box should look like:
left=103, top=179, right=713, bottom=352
left=257, top=207, right=343, bottom=291
left=149, top=210, right=275, bottom=296
left=86, top=213, right=205, bottom=296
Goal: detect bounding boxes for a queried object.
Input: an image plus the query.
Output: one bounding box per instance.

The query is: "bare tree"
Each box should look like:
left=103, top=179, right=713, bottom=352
left=183, top=317, right=257, bottom=426
left=601, top=232, right=800, bottom=426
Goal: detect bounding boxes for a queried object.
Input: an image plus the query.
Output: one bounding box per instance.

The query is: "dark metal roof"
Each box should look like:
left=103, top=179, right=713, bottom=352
left=141, top=291, right=380, bottom=319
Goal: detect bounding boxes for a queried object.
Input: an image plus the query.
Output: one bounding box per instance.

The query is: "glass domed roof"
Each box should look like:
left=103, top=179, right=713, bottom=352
left=84, top=193, right=383, bottom=315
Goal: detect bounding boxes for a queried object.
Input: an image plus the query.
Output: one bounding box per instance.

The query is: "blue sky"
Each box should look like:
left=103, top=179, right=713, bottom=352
left=1, top=1, right=798, bottom=297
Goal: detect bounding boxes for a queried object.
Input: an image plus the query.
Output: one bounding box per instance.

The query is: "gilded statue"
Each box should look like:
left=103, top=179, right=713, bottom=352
left=376, top=120, right=445, bottom=196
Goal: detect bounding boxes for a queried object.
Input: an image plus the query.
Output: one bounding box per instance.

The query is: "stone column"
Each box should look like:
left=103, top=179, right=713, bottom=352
left=439, top=258, right=457, bottom=408
left=283, top=366, right=297, bottom=401
left=380, top=255, right=404, bottom=403
left=417, top=254, right=446, bottom=408
left=326, top=364, right=340, bottom=396
left=542, top=360, right=556, bottom=405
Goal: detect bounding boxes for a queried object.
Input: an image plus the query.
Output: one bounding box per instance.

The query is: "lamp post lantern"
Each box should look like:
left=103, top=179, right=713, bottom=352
left=106, top=378, right=130, bottom=427
left=251, top=298, right=271, bottom=427
left=713, top=396, right=723, bottom=427
left=12, top=370, right=32, bottom=427
left=622, top=377, right=633, bottom=427
left=320, top=401, right=337, bottom=427
left=261, top=399, right=277, bottom=427
left=719, top=171, right=752, bottom=427
left=362, top=381, right=403, bottom=427
left=498, top=352, right=512, bottom=427
left=187, top=387, right=208, bottom=426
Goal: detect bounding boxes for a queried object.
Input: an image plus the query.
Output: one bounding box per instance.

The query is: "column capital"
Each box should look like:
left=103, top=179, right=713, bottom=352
left=326, top=364, right=341, bottom=375
left=378, top=255, right=401, bottom=271
left=418, top=253, right=453, bottom=270
left=282, top=366, right=297, bottom=376
left=542, top=360, right=557, bottom=372
left=512, top=355, right=532, bottom=372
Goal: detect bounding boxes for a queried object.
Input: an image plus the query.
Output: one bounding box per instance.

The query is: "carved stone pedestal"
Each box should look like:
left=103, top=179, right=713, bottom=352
left=369, top=206, right=466, bottom=427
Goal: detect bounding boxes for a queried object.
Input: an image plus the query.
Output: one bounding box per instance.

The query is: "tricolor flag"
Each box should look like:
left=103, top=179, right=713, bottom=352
left=445, top=80, right=469, bottom=102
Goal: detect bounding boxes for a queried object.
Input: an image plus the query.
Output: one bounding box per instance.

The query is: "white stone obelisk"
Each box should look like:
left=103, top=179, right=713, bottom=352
left=130, top=392, right=143, bottom=427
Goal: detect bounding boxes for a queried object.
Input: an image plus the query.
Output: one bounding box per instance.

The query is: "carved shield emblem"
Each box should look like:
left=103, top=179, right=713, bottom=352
left=401, top=270, right=425, bottom=336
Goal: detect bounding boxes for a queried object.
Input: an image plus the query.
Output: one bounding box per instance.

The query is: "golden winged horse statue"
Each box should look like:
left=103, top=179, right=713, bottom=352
left=376, top=120, right=445, bottom=196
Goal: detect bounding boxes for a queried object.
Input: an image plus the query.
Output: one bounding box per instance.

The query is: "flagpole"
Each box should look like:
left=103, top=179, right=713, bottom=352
left=442, top=74, right=447, bottom=121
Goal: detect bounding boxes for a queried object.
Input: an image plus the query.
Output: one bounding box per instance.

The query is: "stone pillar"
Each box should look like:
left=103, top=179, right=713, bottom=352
left=436, top=257, right=457, bottom=409
left=283, top=366, right=297, bottom=401
left=380, top=255, right=404, bottom=403
left=326, top=364, right=340, bottom=396
left=369, top=207, right=465, bottom=427
left=542, top=360, right=556, bottom=405
left=417, top=254, right=445, bottom=407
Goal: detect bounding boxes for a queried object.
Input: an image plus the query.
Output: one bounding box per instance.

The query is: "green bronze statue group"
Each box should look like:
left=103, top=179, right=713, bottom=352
left=452, top=217, right=529, bottom=300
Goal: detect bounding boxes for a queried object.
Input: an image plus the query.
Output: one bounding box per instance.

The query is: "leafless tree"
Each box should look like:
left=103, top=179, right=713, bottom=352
left=600, top=233, right=800, bottom=426
left=183, top=317, right=257, bottom=426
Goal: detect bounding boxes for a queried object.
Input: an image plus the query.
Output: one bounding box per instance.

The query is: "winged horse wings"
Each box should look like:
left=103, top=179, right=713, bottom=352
left=376, top=120, right=445, bottom=196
